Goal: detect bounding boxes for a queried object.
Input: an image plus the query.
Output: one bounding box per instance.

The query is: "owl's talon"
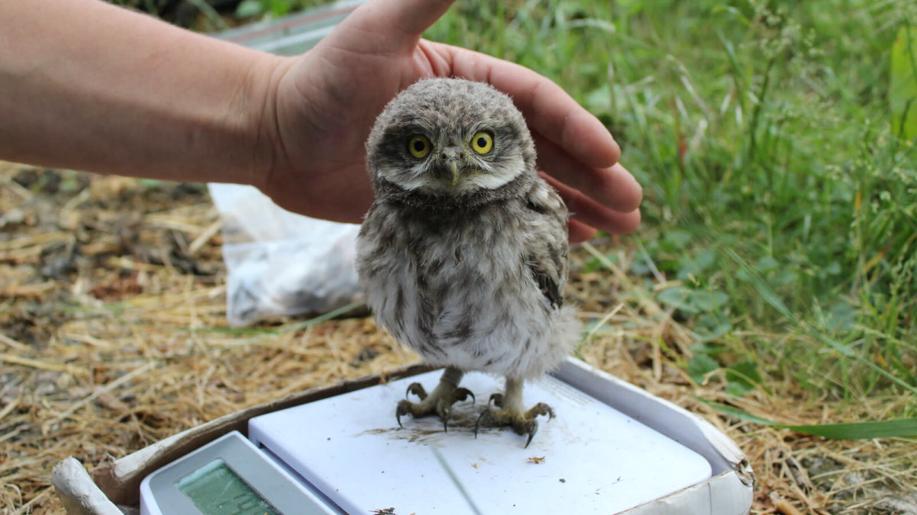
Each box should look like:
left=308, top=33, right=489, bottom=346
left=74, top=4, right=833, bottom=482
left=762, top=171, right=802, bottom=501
left=488, top=393, right=504, bottom=408
left=525, top=421, right=539, bottom=448
left=436, top=403, right=452, bottom=432
left=395, top=400, right=413, bottom=428
left=454, top=387, right=475, bottom=406
left=405, top=382, right=428, bottom=400
left=528, top=402, right=555, bottom=421
left=392, top=368, right=475, bottom=433
left=474, top=409, right=492, bottom=438
left=474, top=395, right=555, bottom=447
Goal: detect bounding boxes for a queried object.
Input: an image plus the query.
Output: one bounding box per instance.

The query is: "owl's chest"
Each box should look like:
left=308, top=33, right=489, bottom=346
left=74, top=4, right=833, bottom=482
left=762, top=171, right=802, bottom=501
left=358, top=204, right=534, bottom=326
left=357, top=201, right=563, bottom=372
left=400, top=207, right=526, bottom=289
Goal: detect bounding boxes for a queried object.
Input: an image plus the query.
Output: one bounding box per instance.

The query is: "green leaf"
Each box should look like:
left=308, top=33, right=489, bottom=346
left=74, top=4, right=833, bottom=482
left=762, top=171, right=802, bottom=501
left=824, top=300, right=857, bottom=332
left=582, top=252, right=619, bottom=273
left=725, top=249, right=793, bottom=319
left=235, top=0, right=264, bottom=18
left=726, top=360, right=761, bottom=386
left=661, top=230, right=692, bottom=252
left=686, top=345, right=720, bottom=384
left=725, top=382, right=750, bottom=397
left=702, top=401, right=917, bottom=439
left=693, top=313, right=732, bottom=342
left=690, top=291, right=729, bottom=312
left=702, top=400, right=775, bottom=426
left=268, top=0, right=295, bottom=17
left=658, top=286, right=729, bottom=314
left=890, top=26, right=917, bottom=140
left=687, top=353, right=719, bottom=384
left=677, top=249, right=717, bottom=279
left=725, top=360, right=761, bottom=396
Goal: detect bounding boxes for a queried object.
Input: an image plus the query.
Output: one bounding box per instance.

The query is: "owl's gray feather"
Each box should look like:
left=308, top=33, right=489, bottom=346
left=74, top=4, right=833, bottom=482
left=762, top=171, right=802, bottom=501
left=357, top=78, right=580, bottom=380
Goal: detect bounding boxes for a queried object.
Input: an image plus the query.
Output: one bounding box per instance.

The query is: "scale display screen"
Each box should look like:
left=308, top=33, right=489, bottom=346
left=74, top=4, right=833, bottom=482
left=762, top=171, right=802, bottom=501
left=140, top=431, right=335, bottom=515
left=177, top=459, right=279, bottom=515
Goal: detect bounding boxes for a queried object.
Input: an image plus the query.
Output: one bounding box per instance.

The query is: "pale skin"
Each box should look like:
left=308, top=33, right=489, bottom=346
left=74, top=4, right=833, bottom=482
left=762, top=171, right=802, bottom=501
left=0, top=0, right=642, bottom=243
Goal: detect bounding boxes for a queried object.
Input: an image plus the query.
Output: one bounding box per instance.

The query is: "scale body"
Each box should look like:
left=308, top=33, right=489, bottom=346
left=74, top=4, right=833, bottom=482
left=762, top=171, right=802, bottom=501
left=140, top=370, right=714, bottom=514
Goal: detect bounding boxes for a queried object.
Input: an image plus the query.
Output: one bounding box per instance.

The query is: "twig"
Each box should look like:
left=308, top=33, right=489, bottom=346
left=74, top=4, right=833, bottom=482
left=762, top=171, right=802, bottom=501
left=0, top=333, right=31, bottom=352
left=0, top=353, right=85, bottom=377
left=42, top=362, right=155, bottom=433
left=189, top=220, right=222, bottom=255
left=0, top=398, right=19, bottom=423
left=13, top=487, right=51, bottom=515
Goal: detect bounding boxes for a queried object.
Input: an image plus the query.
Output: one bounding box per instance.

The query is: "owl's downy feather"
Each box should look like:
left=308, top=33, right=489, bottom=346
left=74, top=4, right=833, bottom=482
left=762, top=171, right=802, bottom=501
left=357, top=78, right=580, bottom=380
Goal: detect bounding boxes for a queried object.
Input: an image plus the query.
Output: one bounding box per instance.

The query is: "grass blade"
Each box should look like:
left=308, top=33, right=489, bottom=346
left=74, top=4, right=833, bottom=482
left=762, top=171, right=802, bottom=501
left=703, top=400, right=917, bottom=439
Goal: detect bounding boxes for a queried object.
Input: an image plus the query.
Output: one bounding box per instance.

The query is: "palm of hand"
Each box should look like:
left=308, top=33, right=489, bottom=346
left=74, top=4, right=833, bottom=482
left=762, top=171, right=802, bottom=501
left=265, top=37, right=438, bottom=223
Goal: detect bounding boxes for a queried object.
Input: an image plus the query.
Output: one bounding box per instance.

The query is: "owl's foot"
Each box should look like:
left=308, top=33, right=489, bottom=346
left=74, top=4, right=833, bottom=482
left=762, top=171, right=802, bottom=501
left=473, top=377, right=554, bottom=448
left=395, top=367, right=474, bottom=432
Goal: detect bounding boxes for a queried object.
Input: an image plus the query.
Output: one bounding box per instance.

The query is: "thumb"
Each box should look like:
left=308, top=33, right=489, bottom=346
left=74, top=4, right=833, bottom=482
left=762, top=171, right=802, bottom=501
left=342, top=0, right=454, bottom=50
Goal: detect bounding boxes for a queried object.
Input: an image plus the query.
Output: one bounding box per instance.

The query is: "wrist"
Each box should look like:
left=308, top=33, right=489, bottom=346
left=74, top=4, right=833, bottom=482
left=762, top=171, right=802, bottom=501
left=243, top=54, right=297, bottom=192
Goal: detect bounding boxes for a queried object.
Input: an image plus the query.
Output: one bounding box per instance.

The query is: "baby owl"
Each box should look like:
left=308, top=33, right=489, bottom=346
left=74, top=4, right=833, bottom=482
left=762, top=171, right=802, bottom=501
left=357, top=78, right=580, bottom=446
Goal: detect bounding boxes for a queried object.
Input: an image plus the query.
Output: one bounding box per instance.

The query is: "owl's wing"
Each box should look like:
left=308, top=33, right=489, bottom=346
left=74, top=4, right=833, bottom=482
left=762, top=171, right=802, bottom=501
left=523, top=180, right=569, bottom=310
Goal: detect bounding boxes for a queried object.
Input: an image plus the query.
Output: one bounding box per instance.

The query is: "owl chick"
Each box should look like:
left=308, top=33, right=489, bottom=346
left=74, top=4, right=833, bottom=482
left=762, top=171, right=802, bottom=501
left=357, top=78, right=580, bottom=446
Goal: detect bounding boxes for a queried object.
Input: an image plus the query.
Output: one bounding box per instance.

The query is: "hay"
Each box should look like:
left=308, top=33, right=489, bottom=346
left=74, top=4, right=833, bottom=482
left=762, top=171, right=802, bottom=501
left=0, top=163, right=914, bottom=514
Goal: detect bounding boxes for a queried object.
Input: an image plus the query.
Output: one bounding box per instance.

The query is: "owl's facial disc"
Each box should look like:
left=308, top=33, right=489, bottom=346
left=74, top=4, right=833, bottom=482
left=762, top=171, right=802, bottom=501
left=387, top=127, right=525, bottom=194
left=367, top=79, right=537, bottom=196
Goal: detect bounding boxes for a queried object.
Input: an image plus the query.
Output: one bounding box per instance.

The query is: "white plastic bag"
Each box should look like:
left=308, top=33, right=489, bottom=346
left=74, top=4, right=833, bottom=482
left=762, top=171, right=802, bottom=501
left=208, top=183, right=362, bottom=326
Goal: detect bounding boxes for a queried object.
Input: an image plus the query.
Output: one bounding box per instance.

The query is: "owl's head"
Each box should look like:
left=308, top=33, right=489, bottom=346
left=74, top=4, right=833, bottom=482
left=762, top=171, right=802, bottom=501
left=366, top=78, right=535, bottom=198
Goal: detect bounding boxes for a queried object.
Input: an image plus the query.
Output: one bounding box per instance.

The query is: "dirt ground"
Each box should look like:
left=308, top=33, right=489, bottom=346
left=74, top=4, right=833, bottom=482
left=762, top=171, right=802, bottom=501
left=1, top=163, right=914, bottom=513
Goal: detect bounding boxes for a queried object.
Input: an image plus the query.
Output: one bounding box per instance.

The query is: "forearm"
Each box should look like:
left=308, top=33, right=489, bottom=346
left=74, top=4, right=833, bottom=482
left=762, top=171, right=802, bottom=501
left=0, top=0, right=287, bottom=186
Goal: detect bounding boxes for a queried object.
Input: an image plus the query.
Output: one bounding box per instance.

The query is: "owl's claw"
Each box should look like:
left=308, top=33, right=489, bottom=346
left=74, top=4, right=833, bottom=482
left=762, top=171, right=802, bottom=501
left=524, top=422, right=538, bottom=449
left=393, top=371, right=475, bottom=433
left=474, top=400, right=555, bottom=447
left=455, top=387, right=475, bottom=406
left=396, top=400, right=411, bottom=428
left=529, top=402, right=555, bottom=421
left=473, top=409, right=492, bottom=438
left=405, top=382, right=428, bottom=400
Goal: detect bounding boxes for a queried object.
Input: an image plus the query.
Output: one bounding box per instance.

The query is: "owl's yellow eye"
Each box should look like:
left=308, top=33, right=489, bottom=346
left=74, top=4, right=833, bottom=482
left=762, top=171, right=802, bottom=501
left=408, top=135, right=432, bottom=159
left=470, top=131, right=494, bottom=155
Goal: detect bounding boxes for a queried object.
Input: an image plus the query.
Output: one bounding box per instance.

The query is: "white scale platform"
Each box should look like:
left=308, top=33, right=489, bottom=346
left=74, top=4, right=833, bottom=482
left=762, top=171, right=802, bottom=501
left=249, top=370, right=712, bottom=514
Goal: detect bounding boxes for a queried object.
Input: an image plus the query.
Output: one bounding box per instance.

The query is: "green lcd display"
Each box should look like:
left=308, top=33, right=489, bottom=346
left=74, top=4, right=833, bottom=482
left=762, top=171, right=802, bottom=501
left=177, top=459, right=280, bottom=515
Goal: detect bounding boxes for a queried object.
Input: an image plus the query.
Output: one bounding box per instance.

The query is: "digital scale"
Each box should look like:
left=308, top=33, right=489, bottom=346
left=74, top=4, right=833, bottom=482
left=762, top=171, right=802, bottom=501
left=138, top=369, right=718, bottom=514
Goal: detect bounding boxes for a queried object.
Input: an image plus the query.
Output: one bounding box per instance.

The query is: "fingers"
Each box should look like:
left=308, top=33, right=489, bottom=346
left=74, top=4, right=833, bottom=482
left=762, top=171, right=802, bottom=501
left=541, top=173, right=641, bottom=237
left=568, top=219, right=598, bottom=244
left=426, top=43, right=641, bottom=242
left=343, top=0, right=455, bottom=52
left=535, top=134, right=642, bottom=212
left=431, top=42, right=620, bottom=169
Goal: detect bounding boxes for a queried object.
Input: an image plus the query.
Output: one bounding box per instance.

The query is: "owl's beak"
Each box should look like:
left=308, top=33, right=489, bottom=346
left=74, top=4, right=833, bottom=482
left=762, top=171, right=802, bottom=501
left=448, top=160, right=460, bottom=187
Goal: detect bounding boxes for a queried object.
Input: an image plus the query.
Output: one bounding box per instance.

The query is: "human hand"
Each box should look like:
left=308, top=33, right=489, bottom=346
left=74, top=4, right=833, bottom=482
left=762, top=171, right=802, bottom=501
left=258, top=0, right=641, bottom=242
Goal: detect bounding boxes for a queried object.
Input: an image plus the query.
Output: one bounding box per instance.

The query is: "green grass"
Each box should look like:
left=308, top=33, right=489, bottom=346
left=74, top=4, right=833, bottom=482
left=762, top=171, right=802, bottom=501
left=426, top=0, right=916, bottom=414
